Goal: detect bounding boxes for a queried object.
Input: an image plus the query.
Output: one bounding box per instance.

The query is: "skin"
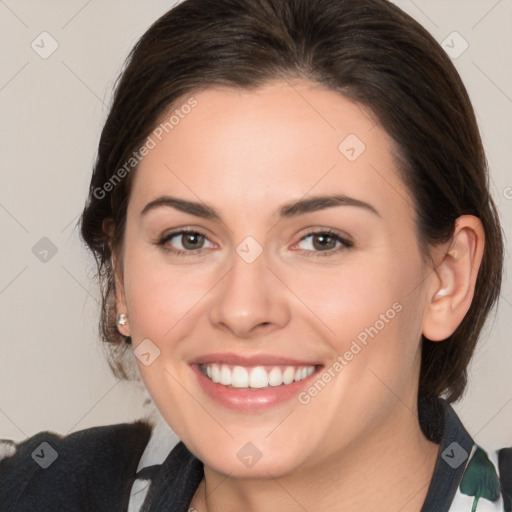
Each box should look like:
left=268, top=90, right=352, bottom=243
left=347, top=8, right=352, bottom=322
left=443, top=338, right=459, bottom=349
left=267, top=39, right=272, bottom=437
left=110, top=79, right=485, bottom=511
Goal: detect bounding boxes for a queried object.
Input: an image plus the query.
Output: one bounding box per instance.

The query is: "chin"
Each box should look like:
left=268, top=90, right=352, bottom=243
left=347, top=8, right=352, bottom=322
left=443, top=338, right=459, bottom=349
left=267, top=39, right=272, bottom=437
left=187, top=433, right=315, bottom=479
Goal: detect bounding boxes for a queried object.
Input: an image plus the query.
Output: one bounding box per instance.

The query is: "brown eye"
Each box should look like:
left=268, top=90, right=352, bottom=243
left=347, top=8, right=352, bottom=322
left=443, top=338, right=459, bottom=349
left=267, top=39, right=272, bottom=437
left=311, top=233, right=338, bottom=251
left=295, top=230, right=353, bottom=256
left=158, top=229, right=214, bottom=255
left=180, top=232, right=206, bottom=250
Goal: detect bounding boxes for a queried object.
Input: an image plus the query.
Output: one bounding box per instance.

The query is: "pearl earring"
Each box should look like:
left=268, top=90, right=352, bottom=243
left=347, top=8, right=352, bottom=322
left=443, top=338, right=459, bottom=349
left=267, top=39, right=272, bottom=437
left=117, top=313, right=128, bottom=328
left=435, top=289, right=448, bottom=299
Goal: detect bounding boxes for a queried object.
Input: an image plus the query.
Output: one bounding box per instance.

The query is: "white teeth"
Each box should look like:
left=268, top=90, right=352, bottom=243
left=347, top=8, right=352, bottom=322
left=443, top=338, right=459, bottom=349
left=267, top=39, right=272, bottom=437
left=282, top=367, right=295, bottom=385
left=201, top=363, right=316, bottom=388
left=231, top=366, right=249, bottom=388
left=249, top=367, right=268, bottom=388
left=268, top=367, right=283, bottom=386
left=220, top=364, right=232, bottom=386
left=211, top=364, right=221, bottom=383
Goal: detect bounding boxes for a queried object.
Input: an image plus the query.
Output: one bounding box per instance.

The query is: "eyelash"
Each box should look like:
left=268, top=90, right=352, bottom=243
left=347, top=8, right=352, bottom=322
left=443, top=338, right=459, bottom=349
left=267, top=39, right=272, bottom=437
left=157, top=228, right=353, bottom=258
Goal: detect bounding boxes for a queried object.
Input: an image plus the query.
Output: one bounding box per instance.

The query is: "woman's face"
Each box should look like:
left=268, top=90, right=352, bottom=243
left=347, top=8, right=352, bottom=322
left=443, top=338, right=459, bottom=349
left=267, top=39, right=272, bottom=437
left=116, top=79, right=437, bottom=477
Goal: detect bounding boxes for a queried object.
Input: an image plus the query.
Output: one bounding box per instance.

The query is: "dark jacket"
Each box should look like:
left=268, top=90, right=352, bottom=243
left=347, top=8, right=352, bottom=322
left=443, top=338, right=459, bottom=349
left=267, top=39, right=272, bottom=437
left=0, top=398, right=511, bottom=511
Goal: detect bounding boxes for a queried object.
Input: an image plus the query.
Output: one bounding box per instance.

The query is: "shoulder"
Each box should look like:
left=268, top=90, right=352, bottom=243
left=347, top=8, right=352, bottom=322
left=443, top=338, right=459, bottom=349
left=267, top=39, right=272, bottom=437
left=419, top=397, right=512, bottom=510
left=448, top=444, right=512, bottom=511
left=0, top=420, right=153, bottom=512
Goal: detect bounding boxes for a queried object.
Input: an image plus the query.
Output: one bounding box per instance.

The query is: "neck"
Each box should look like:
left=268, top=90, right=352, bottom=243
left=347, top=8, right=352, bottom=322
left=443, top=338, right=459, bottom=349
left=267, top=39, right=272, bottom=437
left=191, top=403, right=439, bottom=512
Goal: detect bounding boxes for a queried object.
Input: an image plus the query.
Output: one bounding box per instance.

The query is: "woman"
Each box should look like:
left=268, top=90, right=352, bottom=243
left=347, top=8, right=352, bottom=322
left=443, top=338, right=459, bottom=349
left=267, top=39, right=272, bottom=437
left=1, top=0, right=510, bottom=510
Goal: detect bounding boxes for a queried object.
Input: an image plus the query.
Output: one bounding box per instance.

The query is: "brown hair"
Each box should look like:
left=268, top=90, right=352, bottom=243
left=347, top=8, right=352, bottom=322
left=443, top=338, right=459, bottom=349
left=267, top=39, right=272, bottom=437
left=79, top=0, right=504, bottom=402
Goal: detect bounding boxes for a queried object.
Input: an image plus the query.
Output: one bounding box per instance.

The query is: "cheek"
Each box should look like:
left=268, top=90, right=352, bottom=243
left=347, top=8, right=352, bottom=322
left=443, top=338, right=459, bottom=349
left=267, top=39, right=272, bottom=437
left=121, top=242, right=216, bottom=342
left=292, top=255, right=419, bottom=339
left=292, top=248, right=426, bottom=397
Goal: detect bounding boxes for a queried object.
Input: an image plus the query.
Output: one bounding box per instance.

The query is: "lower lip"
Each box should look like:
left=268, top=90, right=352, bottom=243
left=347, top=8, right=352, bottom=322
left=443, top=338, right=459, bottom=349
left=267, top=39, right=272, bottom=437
left=191, top=365, right=321, bottom=412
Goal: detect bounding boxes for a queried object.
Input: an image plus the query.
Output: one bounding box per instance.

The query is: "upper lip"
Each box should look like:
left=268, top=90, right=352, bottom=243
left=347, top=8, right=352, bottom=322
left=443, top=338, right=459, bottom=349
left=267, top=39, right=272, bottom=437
left=188, top=352, right=322, bottom=367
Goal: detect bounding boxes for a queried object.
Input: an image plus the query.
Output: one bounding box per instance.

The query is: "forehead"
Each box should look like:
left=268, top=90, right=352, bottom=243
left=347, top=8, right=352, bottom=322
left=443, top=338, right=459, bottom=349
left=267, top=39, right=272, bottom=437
left=130, top=79, right=411, bottom=221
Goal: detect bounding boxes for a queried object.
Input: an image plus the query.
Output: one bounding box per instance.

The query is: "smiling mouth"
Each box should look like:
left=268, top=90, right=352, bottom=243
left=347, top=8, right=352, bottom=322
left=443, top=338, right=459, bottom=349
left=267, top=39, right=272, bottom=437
left=199, top=363, right=318, bottom=389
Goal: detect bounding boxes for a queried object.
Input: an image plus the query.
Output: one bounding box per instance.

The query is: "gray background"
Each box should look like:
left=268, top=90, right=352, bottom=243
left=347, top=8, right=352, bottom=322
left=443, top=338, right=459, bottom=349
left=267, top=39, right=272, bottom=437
left=0, top=0, right=511, bottom=450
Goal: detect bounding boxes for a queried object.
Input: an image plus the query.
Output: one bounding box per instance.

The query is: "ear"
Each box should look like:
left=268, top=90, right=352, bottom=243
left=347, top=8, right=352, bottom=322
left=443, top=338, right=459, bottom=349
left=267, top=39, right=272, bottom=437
left=422, top=215, right=485, bottom=342
left=102, top=218, right=131, bottom=337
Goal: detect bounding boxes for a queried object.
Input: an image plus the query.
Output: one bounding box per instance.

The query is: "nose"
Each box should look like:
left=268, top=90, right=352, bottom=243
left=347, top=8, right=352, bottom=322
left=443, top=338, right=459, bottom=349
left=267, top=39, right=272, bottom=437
left=208, top=248, right=291, bottom=339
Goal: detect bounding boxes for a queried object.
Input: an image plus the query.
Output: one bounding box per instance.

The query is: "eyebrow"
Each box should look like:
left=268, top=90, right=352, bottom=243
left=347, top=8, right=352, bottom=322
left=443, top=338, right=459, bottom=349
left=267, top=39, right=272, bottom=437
left=140, top=194, right=380, bottom=220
